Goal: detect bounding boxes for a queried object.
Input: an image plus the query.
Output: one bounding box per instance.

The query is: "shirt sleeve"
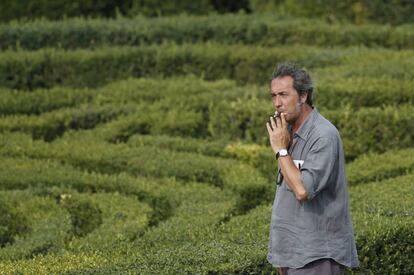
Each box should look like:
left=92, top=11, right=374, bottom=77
left=300, top=136, right=338, bottom=200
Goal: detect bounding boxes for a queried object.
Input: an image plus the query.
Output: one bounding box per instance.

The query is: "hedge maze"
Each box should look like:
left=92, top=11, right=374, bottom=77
left=0, top=13, right=413, bottom=274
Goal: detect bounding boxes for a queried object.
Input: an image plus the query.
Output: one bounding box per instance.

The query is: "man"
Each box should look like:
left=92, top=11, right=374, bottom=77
left=266, top=63, right=359, bottom=275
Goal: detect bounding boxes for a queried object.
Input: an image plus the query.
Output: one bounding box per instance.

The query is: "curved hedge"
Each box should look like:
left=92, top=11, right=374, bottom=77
left=0, top=154, right=172, bottom=227
left=0, top=15, right=412, bottom=50
left=0, top=190, right=72, bottom=261
left=63, top=192, right=151, bottom=252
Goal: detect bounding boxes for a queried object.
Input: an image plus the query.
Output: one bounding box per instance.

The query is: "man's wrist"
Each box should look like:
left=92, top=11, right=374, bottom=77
left=275, top=148, right=288, bottom=159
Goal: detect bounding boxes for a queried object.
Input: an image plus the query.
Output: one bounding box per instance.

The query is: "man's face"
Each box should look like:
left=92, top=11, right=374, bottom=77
left=270, top=76, right=306, bottom=124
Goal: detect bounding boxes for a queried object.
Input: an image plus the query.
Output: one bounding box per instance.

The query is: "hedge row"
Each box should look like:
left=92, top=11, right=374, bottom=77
left=92, top=75, right=414, bottom=112
left=314, top=77, right=414, bottom=110
left=324, top=105, right=414, bottom=160
left=0, top=86, right=96, bottom=115
left=1, top=14, right=412, bottom=51
left=0, top=104, right=127, bottom=141
left=347, top=148, right=414, bottom=185
left=2, top=44, right=412, bottom=90
left=3, top=75, right=413, bottom=118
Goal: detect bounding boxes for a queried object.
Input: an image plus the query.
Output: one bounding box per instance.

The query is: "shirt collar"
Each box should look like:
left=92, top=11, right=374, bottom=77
left=293, top=107, right=318, bottom=141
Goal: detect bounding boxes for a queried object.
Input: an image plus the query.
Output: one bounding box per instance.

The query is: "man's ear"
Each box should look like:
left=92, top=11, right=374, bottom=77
left=301, top=91, right=308, bottom=104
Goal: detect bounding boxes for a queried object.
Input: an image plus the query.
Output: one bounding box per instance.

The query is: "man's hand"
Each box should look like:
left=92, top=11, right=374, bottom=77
left=266, top=113, right=291, bottom=154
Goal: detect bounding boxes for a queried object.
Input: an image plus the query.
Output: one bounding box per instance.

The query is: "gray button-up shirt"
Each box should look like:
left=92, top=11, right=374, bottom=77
left=268, top=108, right=359, bottom=268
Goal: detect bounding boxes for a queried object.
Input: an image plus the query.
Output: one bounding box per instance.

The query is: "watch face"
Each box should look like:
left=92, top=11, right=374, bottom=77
left=279, top=149, right=288, bottom=156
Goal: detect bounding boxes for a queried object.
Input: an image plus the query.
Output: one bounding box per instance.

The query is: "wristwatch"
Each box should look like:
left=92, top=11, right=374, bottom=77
left=276, top=149, right=288, bottom=159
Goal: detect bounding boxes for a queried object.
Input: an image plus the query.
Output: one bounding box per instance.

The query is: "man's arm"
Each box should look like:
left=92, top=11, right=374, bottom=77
left=278, top=155, right=308, bottom=201
left=266, top=113, right=308, bottom=201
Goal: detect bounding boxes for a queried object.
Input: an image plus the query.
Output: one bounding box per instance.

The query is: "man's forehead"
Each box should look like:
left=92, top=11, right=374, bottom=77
left=270, top=76, right=294, bottom=92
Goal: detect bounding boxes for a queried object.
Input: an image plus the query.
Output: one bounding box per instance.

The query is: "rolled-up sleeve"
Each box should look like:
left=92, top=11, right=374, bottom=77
left=300, top=137, right=337, bottom=200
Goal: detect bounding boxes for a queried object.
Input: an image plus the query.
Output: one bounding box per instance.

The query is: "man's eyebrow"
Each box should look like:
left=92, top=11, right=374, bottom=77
left=271, top=90, right=287, bottom=94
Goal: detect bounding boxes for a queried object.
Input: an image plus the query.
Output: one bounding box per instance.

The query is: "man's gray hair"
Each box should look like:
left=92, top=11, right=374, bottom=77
left=271, top=63, right=314, bottom=106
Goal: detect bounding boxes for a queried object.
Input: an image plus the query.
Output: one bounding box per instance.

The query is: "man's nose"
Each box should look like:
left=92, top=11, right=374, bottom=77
left=274, top=95, right=282, bottom=107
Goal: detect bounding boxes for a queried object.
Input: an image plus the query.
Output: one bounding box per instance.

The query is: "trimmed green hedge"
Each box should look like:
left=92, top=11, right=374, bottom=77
left=314, top=77, right=414, bottom=109
left=1, top=44, right=401, bottom=90
left=0, top=86, right=96, bottom=115
left=347, top=148, right=414, bottom=185
left=324, top=105, right=414, bottom=160
left=1, top=14, right=412, bottom=50
left=7, top=74, right=414, bottom=115
left=0, top=105, right=127, bottom=141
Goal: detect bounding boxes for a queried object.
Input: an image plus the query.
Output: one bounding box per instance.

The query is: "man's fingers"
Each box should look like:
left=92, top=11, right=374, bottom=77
left=270, top=116, right=277, bottom=129
left=276, top=115, right=283, bottom=128
left=266, top=122, right=273, bottom=135
left=280, top=113, right=286, bottom=128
